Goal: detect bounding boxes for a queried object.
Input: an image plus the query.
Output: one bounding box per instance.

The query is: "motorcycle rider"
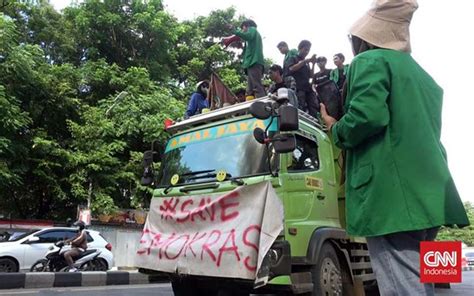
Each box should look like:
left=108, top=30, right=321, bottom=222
left=64, top=221, right=88, bottom=272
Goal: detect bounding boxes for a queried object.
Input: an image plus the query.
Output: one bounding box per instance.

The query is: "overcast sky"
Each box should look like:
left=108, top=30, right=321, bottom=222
left=51, top=0, right=474, bottom=203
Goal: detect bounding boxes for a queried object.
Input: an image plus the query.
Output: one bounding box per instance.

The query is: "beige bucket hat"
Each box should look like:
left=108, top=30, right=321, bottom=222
left=349, top=0, right=418, bottom=53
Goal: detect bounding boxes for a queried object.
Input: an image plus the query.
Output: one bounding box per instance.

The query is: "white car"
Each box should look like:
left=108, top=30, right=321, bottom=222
left=0, top=227, right=114, bottom=272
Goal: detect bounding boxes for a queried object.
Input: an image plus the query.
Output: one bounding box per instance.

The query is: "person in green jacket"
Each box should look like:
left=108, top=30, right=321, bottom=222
left=329, top=53, right=349, bottom=93
left=232, top=20, right=265, bottom=99
left=276, top=41, right=298, bottom=77
left=320, top=0, right=469, bottom=295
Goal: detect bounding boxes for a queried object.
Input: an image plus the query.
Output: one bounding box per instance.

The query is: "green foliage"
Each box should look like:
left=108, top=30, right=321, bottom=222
left=437, top=202, right=474, bottom=246
left=0, top=1, right=250, bottom=219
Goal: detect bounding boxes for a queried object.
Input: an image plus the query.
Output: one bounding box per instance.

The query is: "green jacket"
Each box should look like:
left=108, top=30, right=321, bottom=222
left=332, top=49, right=469, bottom=237
left=234, top=27, right=264, bottom=69
left=329, top=64, right=349, bottom=84
left=284, top=49, right=298, bottom=62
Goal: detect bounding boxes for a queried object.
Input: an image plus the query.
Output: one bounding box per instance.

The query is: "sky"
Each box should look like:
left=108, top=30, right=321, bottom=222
left=51, top=0, right=474, bottom=203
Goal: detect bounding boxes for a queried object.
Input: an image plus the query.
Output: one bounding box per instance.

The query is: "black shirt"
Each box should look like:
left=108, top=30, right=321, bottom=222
left=336, top=68, right=346, bottom=90
left=287, top=55, right=311, bottom=91
left=313, top=69, right=331, bottom=91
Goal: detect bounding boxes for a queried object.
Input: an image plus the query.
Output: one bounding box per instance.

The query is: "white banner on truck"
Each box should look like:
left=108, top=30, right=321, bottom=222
left=135, top=181, right=284, bottom=281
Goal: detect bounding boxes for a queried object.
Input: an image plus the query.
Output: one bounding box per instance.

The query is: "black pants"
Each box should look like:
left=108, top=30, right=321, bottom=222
left=296, top=89, right=319, bottom=118
left=246, top=64, right=266, bottom=98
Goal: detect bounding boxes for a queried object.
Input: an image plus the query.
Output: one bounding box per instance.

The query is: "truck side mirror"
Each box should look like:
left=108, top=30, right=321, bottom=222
left=141, top=150, right=155, bottom=186
left=249, top=101, right=272, bottom=120
left=141, top=140, right=162, bottom=186
left=253, top=128, right=267, bottom=144
left=150, top=140, right=163, bottom=162
left=273, top=134, right=296, bottom=153
left=278, top=105, right=299, bottom=131
left=143, top=150, right=154, bottom=167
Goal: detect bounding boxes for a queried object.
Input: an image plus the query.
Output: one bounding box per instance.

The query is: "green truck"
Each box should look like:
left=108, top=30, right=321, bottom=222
left=138, top=95, right=376, bottom=296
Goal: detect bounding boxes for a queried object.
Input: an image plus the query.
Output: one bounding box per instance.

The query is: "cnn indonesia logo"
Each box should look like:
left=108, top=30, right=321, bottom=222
left=420, top=241, right=462, bottom=283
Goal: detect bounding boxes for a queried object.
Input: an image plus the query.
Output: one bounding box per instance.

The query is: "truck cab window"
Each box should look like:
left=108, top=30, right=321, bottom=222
left=288, top=135, right=319, bottom=171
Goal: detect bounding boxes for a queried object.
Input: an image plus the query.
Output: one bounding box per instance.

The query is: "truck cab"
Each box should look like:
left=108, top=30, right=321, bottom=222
left=138, top=95, right=376, bottom=295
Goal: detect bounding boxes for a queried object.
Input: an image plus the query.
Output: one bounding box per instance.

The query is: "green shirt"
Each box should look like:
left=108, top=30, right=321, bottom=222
left=284, top=49, right=298, bottom=62
left=234, top=27, right=264, bottom=69
left=332, top=49, right=469, bottom=237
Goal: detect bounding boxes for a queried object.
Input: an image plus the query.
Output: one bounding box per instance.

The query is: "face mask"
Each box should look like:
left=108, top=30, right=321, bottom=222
left=202, top=87, right=209, bottom=95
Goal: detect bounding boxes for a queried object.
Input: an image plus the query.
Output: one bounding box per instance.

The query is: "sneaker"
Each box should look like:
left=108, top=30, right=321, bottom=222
left=68, top=267, right=78, bottom=272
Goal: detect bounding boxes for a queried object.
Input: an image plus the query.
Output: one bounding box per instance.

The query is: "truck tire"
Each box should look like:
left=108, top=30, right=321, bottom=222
left=311, top=242, right=343, bottom=296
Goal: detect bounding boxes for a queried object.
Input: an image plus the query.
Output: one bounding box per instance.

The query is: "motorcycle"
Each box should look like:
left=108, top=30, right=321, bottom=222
left=30, top=241, right=107, bottom=272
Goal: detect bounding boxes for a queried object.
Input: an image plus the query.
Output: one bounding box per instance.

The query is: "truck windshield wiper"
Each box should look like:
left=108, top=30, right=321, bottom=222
left=183, top=169, right=245, bottom=184
left=180, top=169, right=216, bottom=177
left=163, top=170, right=244, bottom=194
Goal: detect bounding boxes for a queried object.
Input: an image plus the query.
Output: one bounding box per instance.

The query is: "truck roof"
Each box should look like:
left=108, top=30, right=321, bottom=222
left=167, top=96, right=323, bottom=134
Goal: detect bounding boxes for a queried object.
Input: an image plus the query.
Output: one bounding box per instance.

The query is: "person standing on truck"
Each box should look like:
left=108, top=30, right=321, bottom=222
left=231, top=20, right=266, bottom=100
left=277, top=41, right=298, bottom=77
left=184, top=80, right=209, bottom=119
left=329, top=53, right=349, bottom=94
left=312, top=56, right=343, bottom=120
left=319, top=0, right=469, bottom=295
left=287, top=40, right=319, bottom=117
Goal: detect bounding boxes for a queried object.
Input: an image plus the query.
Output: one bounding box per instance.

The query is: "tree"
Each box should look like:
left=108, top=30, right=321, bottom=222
left=437, top=202, right=474, bottom=246
left=0, top=1, right=253, bottom=219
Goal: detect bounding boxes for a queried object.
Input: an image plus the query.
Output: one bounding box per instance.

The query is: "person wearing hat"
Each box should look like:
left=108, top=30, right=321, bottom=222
left=231, top=20, right=266, bottom=99
left=184, top=80, right=209, bottom=119
left=319, top=0, right=469, bottom=295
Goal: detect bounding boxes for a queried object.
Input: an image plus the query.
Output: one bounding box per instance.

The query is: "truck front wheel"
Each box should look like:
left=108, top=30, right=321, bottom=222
left=311, top=242, right=343, bottom=296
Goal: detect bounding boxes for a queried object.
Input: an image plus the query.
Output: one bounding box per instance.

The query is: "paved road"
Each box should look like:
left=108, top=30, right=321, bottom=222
left=1, top=272, right=473, bottom=296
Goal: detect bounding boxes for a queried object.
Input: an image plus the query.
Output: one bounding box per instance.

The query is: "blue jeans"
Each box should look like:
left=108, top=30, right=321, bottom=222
left=366, top=227, right=439, bottom=296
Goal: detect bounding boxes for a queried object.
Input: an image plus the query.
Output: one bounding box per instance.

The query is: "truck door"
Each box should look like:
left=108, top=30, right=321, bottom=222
left=278, top=131, right=340, bottom=257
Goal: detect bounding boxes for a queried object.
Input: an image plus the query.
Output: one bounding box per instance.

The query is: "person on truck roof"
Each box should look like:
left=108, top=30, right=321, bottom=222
left=231, top=20, right=266, bottom=100
left=319, top=1, right=469, bottom=295
left=329, top=53, right=349, bottom=93
left=313, top=56, right=343, bottom=120
left=267, top=64, right=298, bottom=108
left=276, top=41, right=298, bottom=77
left=184, top=80, right=209, bottom=119
left=287, top=40, right=319, bottom=117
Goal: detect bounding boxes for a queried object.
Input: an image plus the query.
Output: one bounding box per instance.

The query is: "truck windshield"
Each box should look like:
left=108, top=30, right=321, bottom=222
left=158, top=118, right=276, bottom=186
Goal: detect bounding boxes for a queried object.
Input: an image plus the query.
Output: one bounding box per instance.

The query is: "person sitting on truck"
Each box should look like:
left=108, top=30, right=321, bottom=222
left=319, top=1, right=469, bottom=295
left=267, top=64, right=298, bottom=108
left=64, top=221, right=88, bottom=272
left=184, top=80, right=209, bottom=119
left=230, top=20, right=266, bottom=100
left=312, top=56, right=343, bottom=119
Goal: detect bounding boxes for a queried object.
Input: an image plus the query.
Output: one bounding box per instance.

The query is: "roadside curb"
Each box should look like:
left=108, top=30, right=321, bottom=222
left=0, top=271, right=168, bottom=290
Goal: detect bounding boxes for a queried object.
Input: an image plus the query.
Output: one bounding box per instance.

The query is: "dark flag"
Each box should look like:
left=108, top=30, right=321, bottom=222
left=208, top=72, right=238, bottom=109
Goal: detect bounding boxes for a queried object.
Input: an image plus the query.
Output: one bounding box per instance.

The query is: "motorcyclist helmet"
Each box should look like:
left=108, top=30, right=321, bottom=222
left=73, top=220, right=86, bottom=231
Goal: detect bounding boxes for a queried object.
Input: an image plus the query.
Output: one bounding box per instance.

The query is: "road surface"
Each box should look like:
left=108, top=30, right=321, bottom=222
left=0, top=272, right=472, bottom=296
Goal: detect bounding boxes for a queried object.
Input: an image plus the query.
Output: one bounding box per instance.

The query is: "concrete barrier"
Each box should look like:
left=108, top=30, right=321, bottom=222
left=0, top=271, right=168, bottom=290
